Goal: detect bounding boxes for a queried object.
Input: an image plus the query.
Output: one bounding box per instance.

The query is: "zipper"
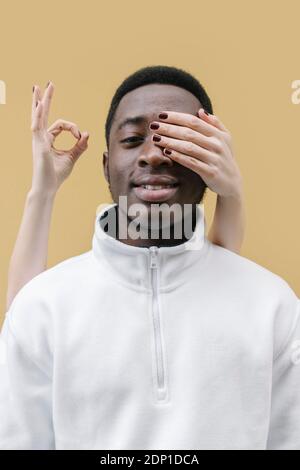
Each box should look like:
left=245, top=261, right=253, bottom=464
left=149, top=246, right=168, bottom=403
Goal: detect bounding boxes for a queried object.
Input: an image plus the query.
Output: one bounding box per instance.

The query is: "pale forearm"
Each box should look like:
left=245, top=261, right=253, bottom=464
left=208, top=191, right=246, bottom=254
left=6, top=188, right=56, bottom=311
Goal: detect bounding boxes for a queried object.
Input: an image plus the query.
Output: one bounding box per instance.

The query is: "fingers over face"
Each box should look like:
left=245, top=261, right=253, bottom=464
left=157, top=110, right=220, bottom=137
left=150, top=120, right=220, bottom=154
left=162, top=147, right=215, bottom=178
left=152, top=132, right=218, bottom=165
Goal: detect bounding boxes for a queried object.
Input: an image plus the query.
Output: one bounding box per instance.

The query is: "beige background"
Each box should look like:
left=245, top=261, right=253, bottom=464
left=0, top=0, right=299, bottom=326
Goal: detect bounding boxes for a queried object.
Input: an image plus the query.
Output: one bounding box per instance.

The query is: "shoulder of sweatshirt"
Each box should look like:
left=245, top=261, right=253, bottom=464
left=1, top=250, right=97, bottom=371
left=207, top=241, right=298, bottom=297
left=6, top=249, right=95, bottom=307
left=7, top=249, right=98, bottom=311
left=207, top=241, right=300, bottom=353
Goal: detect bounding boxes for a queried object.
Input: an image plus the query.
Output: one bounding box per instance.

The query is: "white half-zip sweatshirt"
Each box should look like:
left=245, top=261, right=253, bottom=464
left=0, top=202, right=299, bottom=450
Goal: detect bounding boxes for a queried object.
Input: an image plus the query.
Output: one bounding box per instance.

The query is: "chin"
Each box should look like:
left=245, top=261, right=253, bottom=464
left=133, top=199, right=187, bottom=231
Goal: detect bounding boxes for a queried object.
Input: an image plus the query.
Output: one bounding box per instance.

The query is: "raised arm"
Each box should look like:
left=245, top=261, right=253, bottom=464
left=6, top=82, right=89, bottom=311
left=208, top=190, right=245, bottom=254
left=197, top=110, right=246, bottom=254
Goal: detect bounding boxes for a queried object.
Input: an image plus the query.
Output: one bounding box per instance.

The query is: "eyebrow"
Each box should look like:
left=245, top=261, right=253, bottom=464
left=117, top=115, right=147, bottom=132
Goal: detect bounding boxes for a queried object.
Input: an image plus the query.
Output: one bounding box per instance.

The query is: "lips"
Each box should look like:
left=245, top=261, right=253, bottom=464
left=133, top=185, right=179, bottom=202
left=132, top=175, right=179, bottom=187
left=132, top=176, right=179, bottom=203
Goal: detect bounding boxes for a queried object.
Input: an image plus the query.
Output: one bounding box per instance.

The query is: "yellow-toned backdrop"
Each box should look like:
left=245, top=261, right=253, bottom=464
left=1, top=0, right=299, bottom=326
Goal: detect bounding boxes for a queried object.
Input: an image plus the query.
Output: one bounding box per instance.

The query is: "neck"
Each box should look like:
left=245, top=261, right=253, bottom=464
left=114, top=204, right=198, bottom=248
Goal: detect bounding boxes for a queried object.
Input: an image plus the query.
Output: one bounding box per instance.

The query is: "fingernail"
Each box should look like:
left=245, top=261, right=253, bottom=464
left=32, top=86, right=35, bottom=93
left=164, top=149, right=172, bottom=155
left=46, top=81, right=51, bottom=88
left=158, top=113, right=168, bottom=120
left=153, top=134, right=161, bottom=142
left=150, top=123, right=159, bottom=130
left=204, top=110, right=209, bottom=116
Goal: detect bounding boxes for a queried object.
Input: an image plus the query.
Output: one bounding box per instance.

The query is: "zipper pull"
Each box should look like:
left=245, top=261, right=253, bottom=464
left=149, top=246, right=158, bottom=268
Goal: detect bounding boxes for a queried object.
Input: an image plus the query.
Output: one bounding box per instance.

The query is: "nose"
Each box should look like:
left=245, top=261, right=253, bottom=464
left=137, top=140, right=173, bottom=168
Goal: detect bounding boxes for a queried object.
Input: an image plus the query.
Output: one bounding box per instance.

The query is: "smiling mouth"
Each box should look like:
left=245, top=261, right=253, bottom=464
left=137, top=183, right=178, bottom=190
left=133, top=183, right=179, bottom=202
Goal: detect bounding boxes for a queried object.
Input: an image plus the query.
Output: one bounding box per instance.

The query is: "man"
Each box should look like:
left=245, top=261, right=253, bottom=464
left=0, top=65, right=299, bottom=450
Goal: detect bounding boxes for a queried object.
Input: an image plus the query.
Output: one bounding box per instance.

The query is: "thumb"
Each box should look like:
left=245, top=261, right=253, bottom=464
left=70, top=131, right=89, bottom=161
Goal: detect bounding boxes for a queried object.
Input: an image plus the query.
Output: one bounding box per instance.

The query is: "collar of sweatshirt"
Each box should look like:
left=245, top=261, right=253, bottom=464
left=92, top=202, right=209, bottom=291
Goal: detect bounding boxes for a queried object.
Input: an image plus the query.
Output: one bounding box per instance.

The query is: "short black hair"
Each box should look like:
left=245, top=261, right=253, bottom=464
left=105, top=65, right=213, bottom=149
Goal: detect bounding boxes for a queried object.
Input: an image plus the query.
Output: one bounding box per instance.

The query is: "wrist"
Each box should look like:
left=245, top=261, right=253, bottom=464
left=216, top=192, right=245, bottom=211
left=220, top=180, right=244, bottom=202
left=27, top=187, right=57, bottom=202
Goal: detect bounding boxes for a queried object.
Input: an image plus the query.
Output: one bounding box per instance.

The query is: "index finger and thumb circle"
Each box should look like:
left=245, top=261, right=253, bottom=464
left=47, top=119, right=89, bottom=161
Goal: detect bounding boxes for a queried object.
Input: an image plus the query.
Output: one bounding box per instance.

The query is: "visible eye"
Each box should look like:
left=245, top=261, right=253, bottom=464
left=120, top=136, right=143, bottom=145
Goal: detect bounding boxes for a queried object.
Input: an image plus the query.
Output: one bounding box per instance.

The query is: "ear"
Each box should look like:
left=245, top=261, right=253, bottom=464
left=102, top=151, right=109, bottom=183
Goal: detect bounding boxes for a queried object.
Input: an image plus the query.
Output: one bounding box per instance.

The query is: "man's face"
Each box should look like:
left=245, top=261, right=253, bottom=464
left=103, top=83, right=206, bottom=221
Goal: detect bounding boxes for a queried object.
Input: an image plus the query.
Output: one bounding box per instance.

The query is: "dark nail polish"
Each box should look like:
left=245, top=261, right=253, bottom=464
left=153, top=135, right=161, bottom=142
left=159, top=113, right=168, bottom=120
left=164, top=149, right=172, bottom=155
left=150, top=123, right=159, bottom=130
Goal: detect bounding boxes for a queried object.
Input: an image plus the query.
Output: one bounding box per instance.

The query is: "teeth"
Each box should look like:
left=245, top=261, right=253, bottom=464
left=141, top=184, right=175, bottom=190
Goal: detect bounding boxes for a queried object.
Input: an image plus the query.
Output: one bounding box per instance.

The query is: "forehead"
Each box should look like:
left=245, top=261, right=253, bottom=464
left=113, top=83, right=202, bottom=129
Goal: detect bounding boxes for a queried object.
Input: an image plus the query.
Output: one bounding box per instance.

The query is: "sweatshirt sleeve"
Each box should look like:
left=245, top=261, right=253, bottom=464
left=267, top=295, right=300, bottom=450
left=0, top=284, right=55, bottom=450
